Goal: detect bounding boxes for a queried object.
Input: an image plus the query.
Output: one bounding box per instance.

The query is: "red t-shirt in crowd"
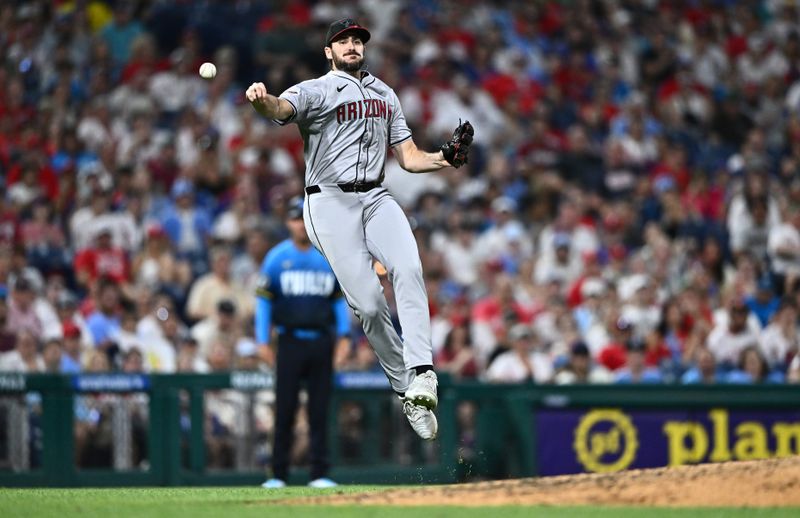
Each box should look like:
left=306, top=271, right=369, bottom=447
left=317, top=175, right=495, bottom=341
left=472, top=297, right=537, bottom=328
left=73, top=247, right=129, bottom=284
left=434, top=348, right=479, bottom=379
left=645, top=341, right=672, bottom=367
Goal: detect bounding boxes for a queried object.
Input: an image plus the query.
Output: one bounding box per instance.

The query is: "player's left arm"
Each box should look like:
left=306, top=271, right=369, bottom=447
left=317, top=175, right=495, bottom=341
left=392, top=119, right=474, bottom=173
left=388, top=90, right=470, bottom=173
left=392, top=138, right=450, bottom=173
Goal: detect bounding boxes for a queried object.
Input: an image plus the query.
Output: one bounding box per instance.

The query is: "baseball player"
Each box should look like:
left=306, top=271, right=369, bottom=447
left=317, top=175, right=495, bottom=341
left=256, top=197, right=350, bottom=489
left=246, top=17, right=473, bottom=440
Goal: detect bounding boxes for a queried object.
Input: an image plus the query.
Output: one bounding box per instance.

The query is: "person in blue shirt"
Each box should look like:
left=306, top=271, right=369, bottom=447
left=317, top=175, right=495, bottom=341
left=724, top=346, right=785, bottom=384
left=86, top=279, right=121, bottom=351
left=681, top=347, right=721, bottom=385
left=59, top=324, right=84, bottom=374
left=614, top=339, right=664, bottom=384
left=744, top=277, right=780, bottom=328
left=101, top=4, right=144, bottom=66
left=256, top=197, right=350, bottom=490
left=160, top=179, right=213, bottom=277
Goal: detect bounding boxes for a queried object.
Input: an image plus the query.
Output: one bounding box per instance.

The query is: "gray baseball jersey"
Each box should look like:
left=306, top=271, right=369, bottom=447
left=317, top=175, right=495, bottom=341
left=273, top=69, right=432, bottom=395
left=274, top=70, right=411, bottom=186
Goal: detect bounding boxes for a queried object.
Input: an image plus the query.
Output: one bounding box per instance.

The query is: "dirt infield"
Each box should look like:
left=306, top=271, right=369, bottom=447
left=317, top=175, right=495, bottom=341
left=299, top=457, right=800, bottom=507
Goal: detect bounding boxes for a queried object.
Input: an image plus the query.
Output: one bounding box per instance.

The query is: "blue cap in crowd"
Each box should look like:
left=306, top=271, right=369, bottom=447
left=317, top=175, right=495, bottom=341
left=171, top=179, right=194, bottom=199
left=553, top=232, right=572, bottom=249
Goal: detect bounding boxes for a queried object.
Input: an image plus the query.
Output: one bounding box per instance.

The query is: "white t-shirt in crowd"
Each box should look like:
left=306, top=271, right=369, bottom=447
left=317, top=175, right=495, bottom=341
left=706, top=324, right=760, bottom=365
left=759, top=323, right=799, bottom=368
left=485, top=350, right=553, bottom=383
left=767, top=223, right=800, bottom=275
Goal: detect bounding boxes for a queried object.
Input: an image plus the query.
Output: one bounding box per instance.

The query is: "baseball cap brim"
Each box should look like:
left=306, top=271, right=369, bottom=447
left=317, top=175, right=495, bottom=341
left=286, top=208, right=303, bottom=219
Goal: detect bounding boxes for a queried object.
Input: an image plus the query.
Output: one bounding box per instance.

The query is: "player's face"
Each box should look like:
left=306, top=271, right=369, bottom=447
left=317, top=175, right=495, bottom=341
left=287, top=217, right=310, bottom=245
left=327, top=34, right=365, bottom=72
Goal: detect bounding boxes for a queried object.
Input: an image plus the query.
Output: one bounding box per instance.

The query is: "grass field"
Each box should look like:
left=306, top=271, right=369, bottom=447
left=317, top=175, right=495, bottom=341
left=1, top=487, right=798, bottom=518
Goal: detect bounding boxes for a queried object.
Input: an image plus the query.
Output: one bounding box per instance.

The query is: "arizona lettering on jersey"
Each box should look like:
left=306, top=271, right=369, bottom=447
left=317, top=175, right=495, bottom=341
left=280, top=270, right=336, bottom=297
left=336, top=99, right=391, bottom=124
left=274, top=70, right=411, bottom=186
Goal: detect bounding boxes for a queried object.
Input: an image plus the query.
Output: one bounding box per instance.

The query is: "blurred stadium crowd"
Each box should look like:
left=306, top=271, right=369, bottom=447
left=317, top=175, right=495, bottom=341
left=1, top=0, right=800, bottom=396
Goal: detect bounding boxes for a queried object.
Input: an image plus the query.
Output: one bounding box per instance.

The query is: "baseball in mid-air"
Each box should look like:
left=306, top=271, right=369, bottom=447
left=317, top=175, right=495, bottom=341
left=199, top=62, right=217, bottom=79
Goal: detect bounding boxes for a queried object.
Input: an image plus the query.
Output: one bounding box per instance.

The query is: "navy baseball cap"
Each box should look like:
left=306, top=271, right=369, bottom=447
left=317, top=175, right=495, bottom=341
left=286, top=197, right=304, bottom=220
left=217, top=299, right=237, bottom=315
left=325, top=18, right=371, bottom=46
left=626, top=338, right=646, bottom=352
left=570, top=341, right=590, bottom=357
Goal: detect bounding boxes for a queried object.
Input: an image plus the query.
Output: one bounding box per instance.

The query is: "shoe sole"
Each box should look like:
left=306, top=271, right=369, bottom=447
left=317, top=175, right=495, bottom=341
left=426, top=411, right=439, bottom=441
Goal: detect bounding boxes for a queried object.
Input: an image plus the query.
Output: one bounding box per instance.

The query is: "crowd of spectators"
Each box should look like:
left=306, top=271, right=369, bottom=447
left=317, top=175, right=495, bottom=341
left=1, top=0, right=800, bottom=393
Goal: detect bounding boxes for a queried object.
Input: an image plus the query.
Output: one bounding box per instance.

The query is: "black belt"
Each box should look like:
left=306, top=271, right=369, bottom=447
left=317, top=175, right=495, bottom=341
left=305, top=181, right=382, bottom=195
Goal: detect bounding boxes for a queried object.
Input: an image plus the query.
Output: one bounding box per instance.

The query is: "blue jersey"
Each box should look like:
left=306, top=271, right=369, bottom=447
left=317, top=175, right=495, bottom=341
left=254, top=239, right=349, bottom=342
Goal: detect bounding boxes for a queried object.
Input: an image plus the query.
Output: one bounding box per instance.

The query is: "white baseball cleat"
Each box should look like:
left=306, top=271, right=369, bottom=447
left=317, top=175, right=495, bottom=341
left=261, top=478, right=286, bottom=489
left=402, top=400, right=438, bottom=441
left=404, top=371, right=438, bottom=409
left=308, top=477, right=338, bottom=488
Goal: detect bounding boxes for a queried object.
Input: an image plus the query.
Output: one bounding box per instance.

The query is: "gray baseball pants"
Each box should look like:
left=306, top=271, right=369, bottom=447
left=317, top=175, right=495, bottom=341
left=303, top=185, right=432, bottom=393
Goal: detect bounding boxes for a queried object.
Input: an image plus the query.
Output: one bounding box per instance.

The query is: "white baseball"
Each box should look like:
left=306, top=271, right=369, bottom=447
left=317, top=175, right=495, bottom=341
left=199, top=62, right=217, bottom=79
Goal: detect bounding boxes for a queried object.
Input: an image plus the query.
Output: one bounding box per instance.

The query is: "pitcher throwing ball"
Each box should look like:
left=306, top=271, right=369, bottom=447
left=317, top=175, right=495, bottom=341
left=246, top=18, right=473, bottom=440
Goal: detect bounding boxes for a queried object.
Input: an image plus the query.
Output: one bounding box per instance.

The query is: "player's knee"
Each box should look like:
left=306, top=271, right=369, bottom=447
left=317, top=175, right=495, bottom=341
left=359, top=304, right=381, bottom=322
left=354, top=293, right=384, bottom=321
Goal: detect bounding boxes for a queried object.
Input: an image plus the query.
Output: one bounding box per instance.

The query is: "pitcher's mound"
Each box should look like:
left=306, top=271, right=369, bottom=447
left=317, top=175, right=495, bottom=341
left=306, top=457, right=800, bottom=507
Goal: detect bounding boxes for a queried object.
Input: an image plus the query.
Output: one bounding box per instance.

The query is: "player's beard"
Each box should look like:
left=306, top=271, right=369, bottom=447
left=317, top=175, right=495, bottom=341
left=333, top=52, right=364, bottom=72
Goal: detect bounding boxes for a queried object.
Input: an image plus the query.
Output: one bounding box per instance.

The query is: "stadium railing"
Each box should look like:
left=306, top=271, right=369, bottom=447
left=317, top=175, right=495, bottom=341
left=1, top=373, right=799, bottom=486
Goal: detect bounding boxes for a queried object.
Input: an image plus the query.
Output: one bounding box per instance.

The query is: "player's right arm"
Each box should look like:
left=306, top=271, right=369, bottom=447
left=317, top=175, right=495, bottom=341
left=246, top=82, right=295, bottom=121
